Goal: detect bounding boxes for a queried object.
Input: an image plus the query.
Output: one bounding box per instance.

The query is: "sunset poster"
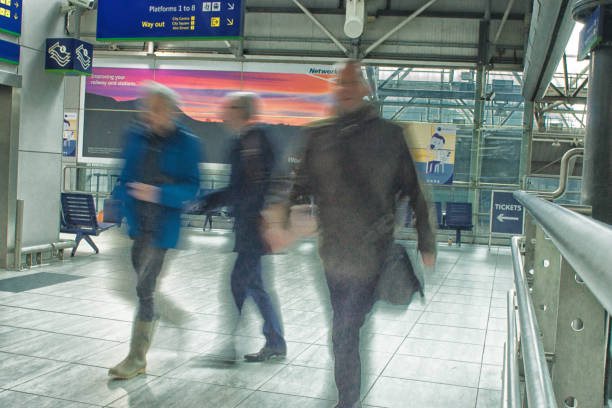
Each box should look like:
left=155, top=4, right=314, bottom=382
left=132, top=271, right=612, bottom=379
left=81, top=62, right=336, bottom=173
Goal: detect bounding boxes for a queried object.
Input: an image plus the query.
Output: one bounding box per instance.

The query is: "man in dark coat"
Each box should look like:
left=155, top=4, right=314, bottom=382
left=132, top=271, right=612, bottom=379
left=206, top=92, right=286, bottom=362
left=109, top=82, right=202, bottom=379
left=288, top=61, right=436, bottom=408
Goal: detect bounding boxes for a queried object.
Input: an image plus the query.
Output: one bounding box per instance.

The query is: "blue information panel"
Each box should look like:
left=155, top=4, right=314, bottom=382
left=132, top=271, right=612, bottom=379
left=578, top=6, right=603, bottom=61
left=0, top=38, right=18, bottom=64
left=0, top=0, right=22, bottom=36
left=97, top=0, right=243, bottom=41
left=490, top=191, right=525, bottom=235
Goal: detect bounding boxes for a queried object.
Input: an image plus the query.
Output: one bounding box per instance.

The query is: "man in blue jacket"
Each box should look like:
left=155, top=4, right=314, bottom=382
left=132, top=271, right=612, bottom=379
left=109, top=82, right=202, bottom=379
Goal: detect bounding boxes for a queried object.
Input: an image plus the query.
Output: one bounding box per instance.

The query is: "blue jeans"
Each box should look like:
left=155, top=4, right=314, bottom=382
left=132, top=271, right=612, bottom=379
left=231, top=252, right=285, bottom=349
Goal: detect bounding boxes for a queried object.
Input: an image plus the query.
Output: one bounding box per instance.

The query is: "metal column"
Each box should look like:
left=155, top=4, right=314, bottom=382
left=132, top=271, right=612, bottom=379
left=0, top=81, right=21, bottom=269
left=469, top=19, right=489, bottom=237
left=520, top=101, right=534, bottom=188
left=573, top=2, right=612, bottom=225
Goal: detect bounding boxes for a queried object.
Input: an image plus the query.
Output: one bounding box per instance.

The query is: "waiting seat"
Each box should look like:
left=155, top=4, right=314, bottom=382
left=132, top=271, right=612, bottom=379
left=445, top=202, right=473, bottom=247
left=60, top=193, right=116, bottom=256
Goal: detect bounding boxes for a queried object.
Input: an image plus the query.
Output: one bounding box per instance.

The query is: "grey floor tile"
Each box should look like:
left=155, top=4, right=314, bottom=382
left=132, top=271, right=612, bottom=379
left=397, top=338, right=483, bottom=363
left=292, top=344, right=392, bottom=376
left=0, top=326, right=46, bottom=348
left=364, top=376, right=478, bottom=408
left=479, top=364, right=503, bottom=390
left=362, top=316, right=418, bottom=337
left=164, top=357, right=285, bottom=390
left=409, top=324, right=486, bottom=345
left=476, top=388, right=502, bottom=408
left=0, top=352, right=68, bottom=388
left=489, top=307, right=507, bottom=319
left=107, top=377, right=252, bottom=408
left=487, top=317, right=507, bottom=332
left=382, top=354, right=481, bottom=388
left=236, top=391, right=331, bottom=408
left=418, top=311, right=488, bottom=330
left=151, top=326, right=231, bottom=353
left=0, top=232, right=515, bottom=408
left=12, top=363, right=153, bottom=406
left=485, top=330, right=506, bottom=348
left=0, top=390, right=96, bottom=407
left=1, top=332, right=119, bottom=362
left=259, top=364, right=376, bottom=401
left=436, top=285, right=492, bottom=297
left=426, top=301, right=490, bottom=317
left=432, top=293, right=491, bottom=307
left=482, top=346, right=504, bottom=366
left=442, top=279, right=493, bottom=290
left=79, top=343, right=199, bottom=376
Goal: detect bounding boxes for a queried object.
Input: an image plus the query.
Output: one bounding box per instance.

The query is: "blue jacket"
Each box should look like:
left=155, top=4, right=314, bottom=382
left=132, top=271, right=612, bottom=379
left=115, top=122, right=202, bottom=248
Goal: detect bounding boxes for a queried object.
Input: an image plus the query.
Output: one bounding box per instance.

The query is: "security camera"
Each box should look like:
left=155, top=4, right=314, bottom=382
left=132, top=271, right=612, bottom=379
left=67, top=0, right=94, bottom=10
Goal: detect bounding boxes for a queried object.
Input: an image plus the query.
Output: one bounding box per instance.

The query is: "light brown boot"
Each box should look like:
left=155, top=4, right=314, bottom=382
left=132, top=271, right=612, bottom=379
left=108, top=319, right=155, bottom=380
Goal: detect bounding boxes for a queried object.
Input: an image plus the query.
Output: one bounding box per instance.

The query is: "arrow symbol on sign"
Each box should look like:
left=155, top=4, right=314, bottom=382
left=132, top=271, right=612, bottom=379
left=228, top=3, right=235, bottom=10
left=497, top=213, right=519, bottom=223
left=227, top=18, right=234, bottom=25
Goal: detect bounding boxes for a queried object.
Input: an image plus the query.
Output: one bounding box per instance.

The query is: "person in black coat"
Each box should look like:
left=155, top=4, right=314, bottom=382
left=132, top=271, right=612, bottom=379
left=205, top=92, right=286, bottom=362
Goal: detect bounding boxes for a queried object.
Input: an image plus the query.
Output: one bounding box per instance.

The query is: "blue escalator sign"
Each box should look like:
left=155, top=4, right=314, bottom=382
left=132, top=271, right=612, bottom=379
left=96, top=0, right=244, bottom=41
left=490, top=191, right=524, bottom=235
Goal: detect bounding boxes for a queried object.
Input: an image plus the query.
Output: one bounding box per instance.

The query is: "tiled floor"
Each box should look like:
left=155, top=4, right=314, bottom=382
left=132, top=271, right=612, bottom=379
left=0, top=229, right=513, bottom=407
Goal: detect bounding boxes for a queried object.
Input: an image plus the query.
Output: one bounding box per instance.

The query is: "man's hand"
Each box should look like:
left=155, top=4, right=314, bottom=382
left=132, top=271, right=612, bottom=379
left=421, top=252, right=436, bottom=267
left=127, top=182, right=160, bottom=203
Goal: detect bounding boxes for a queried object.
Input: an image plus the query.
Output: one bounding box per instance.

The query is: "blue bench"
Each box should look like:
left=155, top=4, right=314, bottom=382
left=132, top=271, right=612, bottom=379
left=405, top=201, right=444, bottom=229
left=444, top=202, right=473, bottom=247
left=60, top=193, right=116, bottom=257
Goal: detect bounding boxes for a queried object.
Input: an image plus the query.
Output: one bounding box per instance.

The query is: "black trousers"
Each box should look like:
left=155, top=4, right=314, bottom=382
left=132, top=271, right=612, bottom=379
left=325, top=271, right=378, bottom=407
left=131, top=233, right=167, bottom=321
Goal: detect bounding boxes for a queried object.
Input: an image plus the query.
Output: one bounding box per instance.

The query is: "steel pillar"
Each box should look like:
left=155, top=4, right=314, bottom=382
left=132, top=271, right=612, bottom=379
left=520, top=101, right=534, bottom=188
left=573, top=2, right=612, bottom=225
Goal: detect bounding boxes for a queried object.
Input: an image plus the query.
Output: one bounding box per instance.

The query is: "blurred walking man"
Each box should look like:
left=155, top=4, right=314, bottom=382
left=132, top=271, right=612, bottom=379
left=204, top=92, right=287, bottom=362
left=109, top=82, right=202, bottom=379
left=288, top=61, right=436, bottom=408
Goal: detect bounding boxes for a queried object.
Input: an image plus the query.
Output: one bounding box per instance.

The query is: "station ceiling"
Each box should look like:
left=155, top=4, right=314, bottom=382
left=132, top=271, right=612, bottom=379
left=81, top=0, right=532, bottom=71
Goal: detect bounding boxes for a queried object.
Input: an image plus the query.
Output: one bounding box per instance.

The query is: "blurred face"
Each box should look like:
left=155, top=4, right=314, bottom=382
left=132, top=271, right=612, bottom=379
left=141, top=94, right=175, bottom=135
left=335, top=63, right=369, bottom=113
left=222, top=99, right=247, bottom=132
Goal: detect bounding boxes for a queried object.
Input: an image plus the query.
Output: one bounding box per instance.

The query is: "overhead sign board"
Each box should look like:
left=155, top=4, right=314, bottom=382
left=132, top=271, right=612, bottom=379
left=96, top=0, right=243, bottom=41
left=0, top=38, right=19, bottom=64
left=578, top=6, right=603, bottom=60
left=490, top=191, right=525, bottom=235
left=0, top=0, right=21, bottom=36
left=45, top=38, right=93, bottom=76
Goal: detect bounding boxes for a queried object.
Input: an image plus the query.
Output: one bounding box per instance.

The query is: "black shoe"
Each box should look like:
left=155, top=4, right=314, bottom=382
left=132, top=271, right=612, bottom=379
left=244, top=346, right=286, bottom=362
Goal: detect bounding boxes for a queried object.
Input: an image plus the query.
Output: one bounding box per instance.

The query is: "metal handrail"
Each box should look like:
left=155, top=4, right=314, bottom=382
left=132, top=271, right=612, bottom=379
left=502, top=290, right=522, bottom=408
left=514, top=191, right=612, bottom=315
left=510, top=236, right=558, bottom=408
left=533, top=148, right=583, bottom=200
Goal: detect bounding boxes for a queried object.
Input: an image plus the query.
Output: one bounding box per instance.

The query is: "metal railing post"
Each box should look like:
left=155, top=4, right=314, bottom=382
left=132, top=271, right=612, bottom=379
left=511, top=236, right=558, bottom=408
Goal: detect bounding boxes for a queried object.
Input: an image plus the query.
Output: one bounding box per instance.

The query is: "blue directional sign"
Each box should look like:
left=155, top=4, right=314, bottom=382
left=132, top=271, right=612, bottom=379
left=96, top=0, right=243, bottom=41
left=45, top=38, right=93, bottom=76
left=0, top=0, right=22, bottom=36
left=578, top=6, right=603, bottom=60
left=490, top=191, right=525, bottom=235
left=0, top=38, right=19, bottom=64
